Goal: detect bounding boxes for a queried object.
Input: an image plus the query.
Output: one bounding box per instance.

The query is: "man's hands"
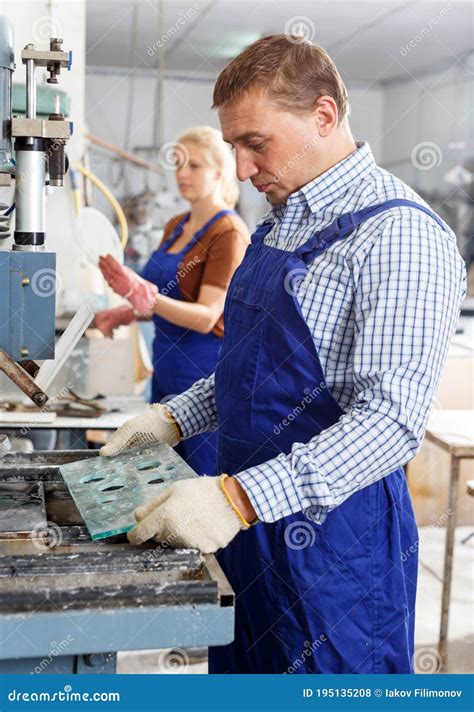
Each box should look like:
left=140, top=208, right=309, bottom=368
left=99, top=254, right=158, bottom=316
left=102, top=408, right=258, bottom=551
left=100, top=405, right=181, bottom=457
left=127, top=476, right=248, bottom=553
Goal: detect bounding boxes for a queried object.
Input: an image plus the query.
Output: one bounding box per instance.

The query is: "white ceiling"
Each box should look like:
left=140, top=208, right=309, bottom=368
left=86, top=0, right=473, bottom=84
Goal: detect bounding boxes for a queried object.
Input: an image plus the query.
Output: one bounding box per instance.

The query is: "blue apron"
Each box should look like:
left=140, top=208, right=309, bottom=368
left=211, top=199, right=447, bottom=674
left=141, top=210, right=236, bottom=475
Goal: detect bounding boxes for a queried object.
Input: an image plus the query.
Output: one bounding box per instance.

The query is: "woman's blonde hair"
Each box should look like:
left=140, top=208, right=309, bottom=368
left=177, top=126, right=239, bottom=208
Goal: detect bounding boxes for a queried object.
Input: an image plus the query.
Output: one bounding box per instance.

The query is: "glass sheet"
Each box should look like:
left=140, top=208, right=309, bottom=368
left=59, top=443, right=197, bottom=540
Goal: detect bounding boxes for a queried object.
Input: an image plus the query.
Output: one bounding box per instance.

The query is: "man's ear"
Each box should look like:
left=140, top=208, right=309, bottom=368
left=314, top=95, right=338, bottom=137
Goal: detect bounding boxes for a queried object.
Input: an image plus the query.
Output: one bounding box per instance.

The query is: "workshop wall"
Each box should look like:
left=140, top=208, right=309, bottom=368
left=381, top=59, right=473, bottom=196
left=85, top=70, right=385, bottom=231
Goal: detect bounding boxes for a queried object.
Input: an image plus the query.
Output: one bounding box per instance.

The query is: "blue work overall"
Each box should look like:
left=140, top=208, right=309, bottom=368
left=141, top=210, right=236, bottom=475
left=210, top=199, right=447, bottom=673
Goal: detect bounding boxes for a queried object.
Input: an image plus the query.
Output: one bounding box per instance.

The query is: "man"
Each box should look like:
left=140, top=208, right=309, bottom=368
left=103, top=35, right=466, bottom=674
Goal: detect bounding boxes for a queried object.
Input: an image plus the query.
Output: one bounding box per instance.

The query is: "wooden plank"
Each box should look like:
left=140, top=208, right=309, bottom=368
left=425, top=410, right=474, bottom=456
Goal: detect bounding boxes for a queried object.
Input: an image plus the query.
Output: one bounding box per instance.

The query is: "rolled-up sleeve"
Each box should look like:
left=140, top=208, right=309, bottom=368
left=164, top=373, right=218, bottom=438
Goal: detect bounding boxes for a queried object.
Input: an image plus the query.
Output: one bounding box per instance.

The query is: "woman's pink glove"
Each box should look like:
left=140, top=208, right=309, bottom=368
left=99, top=255, right=158, bottom=316
left=95, top=305, right=136, bottom=338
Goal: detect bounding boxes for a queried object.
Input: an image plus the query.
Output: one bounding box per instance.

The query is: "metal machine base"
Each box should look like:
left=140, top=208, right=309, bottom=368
left=0, top=653, right=117, bottom=674
left=0, top=450, right=235, bottom=674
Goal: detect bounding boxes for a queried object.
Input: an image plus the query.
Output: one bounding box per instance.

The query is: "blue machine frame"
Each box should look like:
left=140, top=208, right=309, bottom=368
left=0, top=250, right=56, bottom=361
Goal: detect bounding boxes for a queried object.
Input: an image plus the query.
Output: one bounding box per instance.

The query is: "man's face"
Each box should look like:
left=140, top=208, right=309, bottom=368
left=219, top=88, right=323, bottom=204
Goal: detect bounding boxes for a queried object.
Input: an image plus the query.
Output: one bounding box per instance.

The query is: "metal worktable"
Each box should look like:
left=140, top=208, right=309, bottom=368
left=0, top=396, right=148, bottom=450
left=0, top=450, right=234, bottom=674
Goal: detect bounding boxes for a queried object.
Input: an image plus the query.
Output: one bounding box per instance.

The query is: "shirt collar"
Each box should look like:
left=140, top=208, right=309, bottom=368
left=271, top=141, right=376, bottom=218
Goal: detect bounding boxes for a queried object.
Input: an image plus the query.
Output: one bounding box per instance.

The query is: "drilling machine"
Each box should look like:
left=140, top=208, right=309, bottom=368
left=0, top=15, right=72, bottom=406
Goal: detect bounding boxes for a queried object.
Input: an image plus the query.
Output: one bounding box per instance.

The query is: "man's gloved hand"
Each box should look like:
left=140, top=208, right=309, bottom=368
left=94, top=305, right=136, bottom=338
left=128, top=476, right=248, bottom=553
left=100, top=405, right=181, bottom=457
left=99, top=254, right=158, bottom=316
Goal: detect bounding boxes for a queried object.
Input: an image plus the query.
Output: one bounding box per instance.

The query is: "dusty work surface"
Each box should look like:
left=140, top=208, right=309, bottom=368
left=0, top=450, right=234, bottom=664
left=0, top=481, right=47, bottom=537
left=0, top=450, right=211, bottom=612
left=0, top=544, right=216, bottom=613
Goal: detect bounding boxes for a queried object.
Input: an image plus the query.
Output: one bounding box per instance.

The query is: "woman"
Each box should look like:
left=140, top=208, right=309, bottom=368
left=95, top=126, right=249, bottom=475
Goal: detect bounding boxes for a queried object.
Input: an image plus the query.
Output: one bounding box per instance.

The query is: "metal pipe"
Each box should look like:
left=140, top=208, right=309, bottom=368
left=25, top=51, right=36, bottom=119
left=0, top=350, right=48, bottom=406
left=14, top=146, right=46, bottom=234
left=0, top=15, right=14, bottom=171
left=85, top=133, right=162, bottom=174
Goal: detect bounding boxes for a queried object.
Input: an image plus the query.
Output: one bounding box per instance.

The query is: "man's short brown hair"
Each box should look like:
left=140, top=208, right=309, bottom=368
left=213, top=34, right=350, bottom=125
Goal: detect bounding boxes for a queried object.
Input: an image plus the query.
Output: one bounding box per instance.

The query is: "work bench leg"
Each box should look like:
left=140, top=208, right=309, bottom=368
left=438, top=455, right=460, bottom=672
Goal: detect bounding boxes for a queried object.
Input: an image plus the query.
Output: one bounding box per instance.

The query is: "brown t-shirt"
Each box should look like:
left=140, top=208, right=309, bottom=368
left=160, top=211, right=250, bottom=338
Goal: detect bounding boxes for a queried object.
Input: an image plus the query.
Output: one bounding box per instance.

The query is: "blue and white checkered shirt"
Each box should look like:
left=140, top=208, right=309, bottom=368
left=166, top=142, right=466, bottom=524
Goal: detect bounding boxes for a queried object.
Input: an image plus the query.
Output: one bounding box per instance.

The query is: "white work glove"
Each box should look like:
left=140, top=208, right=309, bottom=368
left=100, top=405, right=180, bottom=457
left=127, top=476, right=248, bottom=553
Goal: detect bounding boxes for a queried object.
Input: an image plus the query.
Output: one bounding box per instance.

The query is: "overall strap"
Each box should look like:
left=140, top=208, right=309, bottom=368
left=297, top=198, right=448, bottom=264
left=180, top=209, right=237, bottom=256
left=161, top=213, right=191, bottom=250
left=250, top=220, right=274, bottom=244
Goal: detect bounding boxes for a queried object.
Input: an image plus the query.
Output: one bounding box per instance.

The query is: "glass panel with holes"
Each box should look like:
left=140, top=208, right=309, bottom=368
left=59, top=443, right=197, bottom=540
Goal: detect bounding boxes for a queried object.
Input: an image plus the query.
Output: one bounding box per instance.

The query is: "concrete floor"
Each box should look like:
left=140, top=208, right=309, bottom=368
left=414, top=526, right=473, bottom=673
left=117, top=526, right=474, bottom=675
